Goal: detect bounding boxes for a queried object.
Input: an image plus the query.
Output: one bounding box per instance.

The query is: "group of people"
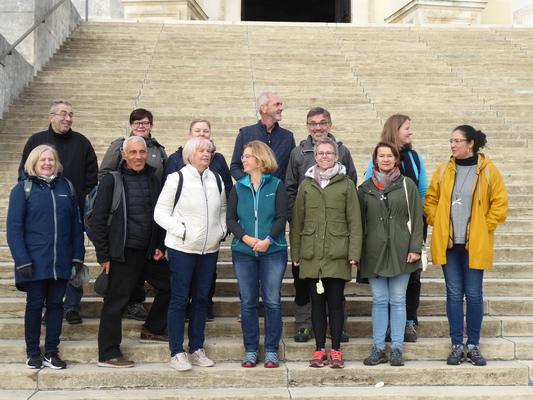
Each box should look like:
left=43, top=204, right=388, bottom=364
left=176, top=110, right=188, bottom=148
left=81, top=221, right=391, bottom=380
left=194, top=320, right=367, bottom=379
left=7, top=90, right=508, bottom=372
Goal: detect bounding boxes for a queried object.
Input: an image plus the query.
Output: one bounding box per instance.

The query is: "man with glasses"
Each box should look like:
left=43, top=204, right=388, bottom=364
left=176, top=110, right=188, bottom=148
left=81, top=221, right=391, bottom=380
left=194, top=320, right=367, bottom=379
left=18, top=99, right=98, bottom=325
left=230, top=90, right=295, bottom=181
left=286, top=107, right=357, bottom=343
left=98, top=108, right=167, bottom=322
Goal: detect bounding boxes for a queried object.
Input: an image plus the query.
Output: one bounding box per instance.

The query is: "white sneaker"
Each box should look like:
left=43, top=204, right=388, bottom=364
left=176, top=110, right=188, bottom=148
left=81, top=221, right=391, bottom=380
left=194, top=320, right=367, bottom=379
left=189, top=348, right=215, bottom=367
left=170, top=352, right=192, bottom=371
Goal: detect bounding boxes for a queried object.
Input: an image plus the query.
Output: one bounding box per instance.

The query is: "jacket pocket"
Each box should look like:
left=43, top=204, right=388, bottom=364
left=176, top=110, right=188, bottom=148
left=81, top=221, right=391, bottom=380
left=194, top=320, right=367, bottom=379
left=299, top=224, right=316, bottom=260
left=326, top=221, right=350, bottom=260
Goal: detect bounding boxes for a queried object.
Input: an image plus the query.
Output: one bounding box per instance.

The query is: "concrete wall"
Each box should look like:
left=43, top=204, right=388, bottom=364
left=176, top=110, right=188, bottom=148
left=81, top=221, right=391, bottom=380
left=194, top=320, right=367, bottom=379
left=0, top=0, right=81, bottom=118
left=72, top=0, right=124, bottom=20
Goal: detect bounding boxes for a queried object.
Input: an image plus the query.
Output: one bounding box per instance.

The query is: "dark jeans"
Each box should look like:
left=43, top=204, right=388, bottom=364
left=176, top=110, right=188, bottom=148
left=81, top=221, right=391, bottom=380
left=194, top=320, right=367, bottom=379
left=167, top=249, right=218, bottom=356
left=25, top=279, right=68, bottom=356
left=98, top=249, right=171, bottom=361
left=306, top=277, right=346, bottom=351
left=406, top=269, right=422, bottom=324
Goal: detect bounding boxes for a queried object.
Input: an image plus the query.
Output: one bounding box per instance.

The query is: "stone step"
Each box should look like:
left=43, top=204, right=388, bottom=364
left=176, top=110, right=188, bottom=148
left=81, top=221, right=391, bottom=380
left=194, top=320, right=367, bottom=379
left=0, top=360, right=528, bottom=391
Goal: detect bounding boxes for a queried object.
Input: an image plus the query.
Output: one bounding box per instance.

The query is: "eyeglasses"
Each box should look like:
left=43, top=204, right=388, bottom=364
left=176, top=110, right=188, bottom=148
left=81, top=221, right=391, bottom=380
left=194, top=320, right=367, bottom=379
left=241, top=154, right=256, bottom=160
left=316, top=151, right=336, bottom=157
left=131, top=121, right=151, bottom=128
left=52, top=112, right=74, bottom=119
left=307, top=121, right=330, bottom=129
left=449, top=138, right=468, bottom=144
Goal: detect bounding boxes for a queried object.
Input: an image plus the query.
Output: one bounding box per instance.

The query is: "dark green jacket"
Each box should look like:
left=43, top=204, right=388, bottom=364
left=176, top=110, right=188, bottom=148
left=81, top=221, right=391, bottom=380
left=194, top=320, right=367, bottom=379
left=290, top=173, right=362, bottom=281
left=357, top=175, right=423, bottom=279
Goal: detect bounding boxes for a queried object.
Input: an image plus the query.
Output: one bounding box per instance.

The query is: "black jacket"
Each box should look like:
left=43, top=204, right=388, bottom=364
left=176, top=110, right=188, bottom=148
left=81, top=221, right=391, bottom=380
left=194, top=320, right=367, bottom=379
left=18, top=125, right=98, bottom=212
left=91, top=163, right=165, bottom=264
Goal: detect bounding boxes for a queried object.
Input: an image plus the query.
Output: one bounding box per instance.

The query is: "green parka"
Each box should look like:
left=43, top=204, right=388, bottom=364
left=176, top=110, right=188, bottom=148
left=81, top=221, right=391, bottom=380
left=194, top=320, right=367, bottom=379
left=290, top=172, right=362, bottom=281
left=357, top=175, right=423, bottom=279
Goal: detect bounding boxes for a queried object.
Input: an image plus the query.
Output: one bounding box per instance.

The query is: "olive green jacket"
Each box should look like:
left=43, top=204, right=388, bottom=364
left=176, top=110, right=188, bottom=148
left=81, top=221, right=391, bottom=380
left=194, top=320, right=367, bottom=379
left=290, top=173, right=362, bottom=281
left=357, top=175, right=423, bottom=279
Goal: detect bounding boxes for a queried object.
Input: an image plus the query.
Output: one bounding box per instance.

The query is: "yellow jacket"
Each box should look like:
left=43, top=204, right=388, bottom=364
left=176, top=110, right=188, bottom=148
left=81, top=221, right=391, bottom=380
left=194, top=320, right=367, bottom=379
left=424, top=154, right=508, bottom=270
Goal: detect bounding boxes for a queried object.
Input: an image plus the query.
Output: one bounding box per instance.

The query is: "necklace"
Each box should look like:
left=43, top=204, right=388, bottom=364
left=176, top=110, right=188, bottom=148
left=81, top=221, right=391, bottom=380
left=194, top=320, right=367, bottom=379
left=452, top=166, right=474, bottom=209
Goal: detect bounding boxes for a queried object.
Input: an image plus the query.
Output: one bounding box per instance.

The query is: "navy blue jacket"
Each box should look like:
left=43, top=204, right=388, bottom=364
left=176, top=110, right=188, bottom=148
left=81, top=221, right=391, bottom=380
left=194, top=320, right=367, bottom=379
left=230, top=121, right=295, bottom=182
left=7, top=177, right=85, bottom=285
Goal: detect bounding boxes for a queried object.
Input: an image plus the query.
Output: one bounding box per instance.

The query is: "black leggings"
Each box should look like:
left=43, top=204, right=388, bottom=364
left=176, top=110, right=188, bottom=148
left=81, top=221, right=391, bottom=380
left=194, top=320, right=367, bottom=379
left=306, top=277, right=346, bottom=351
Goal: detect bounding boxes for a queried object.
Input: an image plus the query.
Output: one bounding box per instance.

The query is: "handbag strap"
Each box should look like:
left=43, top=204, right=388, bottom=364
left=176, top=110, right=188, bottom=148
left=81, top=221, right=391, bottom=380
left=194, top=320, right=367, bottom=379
left=403, top=178, right=412, bottom=234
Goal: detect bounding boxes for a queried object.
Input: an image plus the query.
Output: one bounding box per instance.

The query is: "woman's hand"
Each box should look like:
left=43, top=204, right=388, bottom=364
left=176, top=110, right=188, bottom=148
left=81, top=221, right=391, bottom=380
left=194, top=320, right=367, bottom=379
left=407, top=253, right=421, bottom=263
left=253, top=238, right=270, bottom=253
left=153, top=249, right=165, bottom=261
left=242, top=234, right=259, bottom=249
left=100, top=261, right=110, bottom=274
left=350, top=260, right=361, bottom=271
left=293, top=261, right=300, bottom=267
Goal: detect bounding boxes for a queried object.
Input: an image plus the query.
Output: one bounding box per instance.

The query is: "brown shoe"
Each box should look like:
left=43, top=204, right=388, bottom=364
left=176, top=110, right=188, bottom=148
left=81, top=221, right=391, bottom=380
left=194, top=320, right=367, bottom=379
left=140, top=324, right=169, bottom=343
left=97, top=357, right=134, bottom=368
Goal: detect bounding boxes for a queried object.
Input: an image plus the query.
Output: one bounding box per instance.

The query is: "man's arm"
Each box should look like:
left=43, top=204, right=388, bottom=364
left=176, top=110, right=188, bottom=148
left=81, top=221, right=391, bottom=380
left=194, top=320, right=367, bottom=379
left=339, top=146, right=358, bottom=186
left=98, top=139, right=123, bottom=182
left=230, top=130, right=245, bottom=181
left=83, top=141, right=99, bottom=198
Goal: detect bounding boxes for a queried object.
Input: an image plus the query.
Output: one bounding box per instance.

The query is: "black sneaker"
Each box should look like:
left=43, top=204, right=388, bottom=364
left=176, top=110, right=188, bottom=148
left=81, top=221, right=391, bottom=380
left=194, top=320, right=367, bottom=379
left=26, top=354, right=42, bottom=369
left=125, top=303, right=148, bottom=321
left=467, top=345, right=487, bottom=366
left=65, top=310, right=82, bottom=325
left=341, top=331, right=350, bottom=343
left=447, top=344, right=464, bottom=365
left=43, top=352, right=67, bottom=369
left=294, top=328, right=311, bottom=342
left=363, top=346, right=387, bottom=366
left=404, top=322, right=417, bottom=342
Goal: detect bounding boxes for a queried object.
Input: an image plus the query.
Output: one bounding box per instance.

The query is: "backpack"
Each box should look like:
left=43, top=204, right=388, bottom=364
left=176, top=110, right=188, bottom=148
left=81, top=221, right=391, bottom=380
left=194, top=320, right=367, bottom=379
left=23, top=178, right=75, bottom=201
left=84, top=171, right=124, bottom=242
left=172, top=170, right=222, bottom=212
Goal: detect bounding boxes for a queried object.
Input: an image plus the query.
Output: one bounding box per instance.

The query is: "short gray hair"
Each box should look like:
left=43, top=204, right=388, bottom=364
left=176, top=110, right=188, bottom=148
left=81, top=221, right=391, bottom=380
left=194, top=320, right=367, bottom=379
left=122, top=136, right=146, bottom=152
left=256, top=90, right=277, bottom=113
left=182, top=137, right=213, bottom=165
left=314, top=137, right=338, bottom=155
left=49, top=99, right=72, bottom=115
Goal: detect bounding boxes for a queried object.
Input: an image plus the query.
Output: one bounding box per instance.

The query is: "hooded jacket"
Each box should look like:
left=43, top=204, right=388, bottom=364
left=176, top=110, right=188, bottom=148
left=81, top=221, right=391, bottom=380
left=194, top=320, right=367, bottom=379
left=424, top=154, right=508, bottom=269
left=290, top=166, right=362, bottom=281
left=154, top=164, right=227, bottom=255
left=357, top=175, right=423, bottom=279
left=7, top=176, right=85, bottom=285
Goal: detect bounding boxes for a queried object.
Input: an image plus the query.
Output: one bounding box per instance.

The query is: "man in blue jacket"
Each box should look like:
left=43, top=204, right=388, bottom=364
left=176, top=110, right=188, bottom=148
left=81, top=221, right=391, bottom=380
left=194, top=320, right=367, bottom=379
left=18, top=99, right=98, bottom=325
left=230, top=90, right=295, bottom=182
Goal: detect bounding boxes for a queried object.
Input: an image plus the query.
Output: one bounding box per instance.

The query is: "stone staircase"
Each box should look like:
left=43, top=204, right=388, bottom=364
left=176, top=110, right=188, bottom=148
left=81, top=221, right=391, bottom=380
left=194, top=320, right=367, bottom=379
left=0, top=21, right=532, bottom=399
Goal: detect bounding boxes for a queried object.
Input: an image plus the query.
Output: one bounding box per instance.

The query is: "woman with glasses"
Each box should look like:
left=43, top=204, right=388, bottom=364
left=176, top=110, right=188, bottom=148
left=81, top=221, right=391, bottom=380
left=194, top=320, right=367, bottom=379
left=227, top=140, right=288, bottom=368
left=290, top=137, right=362, bottom=369
left=8, top=145, right=85, bottom=370
left=425, top=125, right=508, bottom=366
left=358, top=141, right=423, bottom=367
left=364, top=114, right=428, bottom=343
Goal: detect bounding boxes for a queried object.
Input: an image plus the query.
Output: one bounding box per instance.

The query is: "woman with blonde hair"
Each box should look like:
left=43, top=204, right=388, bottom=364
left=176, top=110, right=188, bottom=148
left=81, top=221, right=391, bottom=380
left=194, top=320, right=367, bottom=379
left=227, top=140, right=288, bottom=368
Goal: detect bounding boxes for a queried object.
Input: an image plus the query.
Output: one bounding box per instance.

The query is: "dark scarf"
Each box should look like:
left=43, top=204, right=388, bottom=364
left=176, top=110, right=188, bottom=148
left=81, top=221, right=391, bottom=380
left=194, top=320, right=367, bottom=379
left=371, top=166, right=401, bottom=193
left=399, top=146, right=418, bottom=186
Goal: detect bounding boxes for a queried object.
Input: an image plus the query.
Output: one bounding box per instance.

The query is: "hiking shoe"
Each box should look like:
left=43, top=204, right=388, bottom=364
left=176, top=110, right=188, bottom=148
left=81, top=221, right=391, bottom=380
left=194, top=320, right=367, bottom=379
left=363, top=346, right=387, bottom=366
left=97, top=356, right=134, bottom=368
left=341, top=331, right=350, bottom=343
left=447, top=344, right=464, bottom=365
left=242, top=350, right=259, bottom=368
left=190, top=348, right=214, bottom=367
left=126, top=303, right=148, bottom=321
left=390, top=347, right=404, bottom=367
left=294, top=328, right=311, bottom=342
left=309, top=350, right=328, bottom=368
left=404, top=322, right=417, bottom=342
left=385, top=325, right=391, bottom=342
left=43, top=352, right=67, bottom=369
left=26, top=354, right=42, bottom=369
left=65, top=310, right=82, bottom=325
left=170, top=352, right=192, bottom=371
left=206, top=305, right=214, bottom=321
left=329, top=350, right=345, bottom=369
left=140, top=324, right=169, bottom=343
left=264, top=351, right=279, bottom=368
left=467, top=345, right=487, bottom=366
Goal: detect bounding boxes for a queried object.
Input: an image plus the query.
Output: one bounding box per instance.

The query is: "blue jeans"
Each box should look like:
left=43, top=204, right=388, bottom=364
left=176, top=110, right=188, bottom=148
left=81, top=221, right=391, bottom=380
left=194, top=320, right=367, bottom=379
left=25, top=279, right=68, bottom=356
left=368, top=273, right=410, bottom=351
left=167, top=249, right=218, bottom=356
left=442, top=244, right=485, bottom=346
left=64, top=281, right=83, bottom=313
left=232, top=250, right=287, bottom=353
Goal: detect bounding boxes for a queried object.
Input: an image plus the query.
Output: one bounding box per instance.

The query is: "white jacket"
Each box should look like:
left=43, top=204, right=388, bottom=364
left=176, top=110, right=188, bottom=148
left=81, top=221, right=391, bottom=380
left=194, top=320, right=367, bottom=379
left=154, top=164, right=227, bottom=254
